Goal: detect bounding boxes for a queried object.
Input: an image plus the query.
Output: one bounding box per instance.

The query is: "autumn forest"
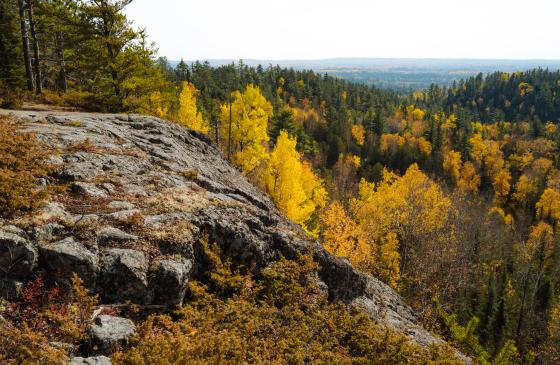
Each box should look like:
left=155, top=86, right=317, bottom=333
left=1, top=0, right=560, bottom=364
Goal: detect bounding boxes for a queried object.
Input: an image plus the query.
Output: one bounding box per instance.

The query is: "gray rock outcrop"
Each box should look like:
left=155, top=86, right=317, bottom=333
left=150, top=257, right=192, bottom=306
left=40, top=237, right=98, bottom=285
left=89, top=315, right=135, bottom=355
left=97, top=227, right=138, bottom=244
left=70, top=356, right=111, bottom=365
left=0, top=226, right=37, bottom=278
left=0, top=109, right=463, bottom=357
left=98, top=248, right=148, bottom=303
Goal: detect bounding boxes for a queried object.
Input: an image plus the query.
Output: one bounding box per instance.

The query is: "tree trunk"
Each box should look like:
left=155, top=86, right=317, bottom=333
left=55, top=32, right=67, bottom=92
left=214, top=118, right=219, bottom=145
left=17, top=0, right=34, bottom=92
left=26, top=0, right=41, bottom=94
left=227, top=93, right=233, bottom=160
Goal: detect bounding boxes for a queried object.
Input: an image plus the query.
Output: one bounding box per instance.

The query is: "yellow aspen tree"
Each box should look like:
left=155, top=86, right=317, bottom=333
left=176, top=81, right=209, bottom=134
left=508, top=152, right=533, bottom=173
left=320, top=201, right=371, bottom=269
left=351, top=124, right=365, bottom=146
left=525, top=222, right=554, bottom=259
left=457, top=162, right=481, bottom=193
left=379, top=134, right=405, bottom=155
left=417, top=137, right=432, bottom=156
left=264, top=131, right=327, bottom=232
left=376, top=232, right=401, bottom=288
left=301, top=161, right=328, bottom=207
left=147, top=91, right=168, bottom=118
left=350, top=165, right=452, bottom=289
left=545, top=122, right=557, bottom=141
left=412, top=108, right=426, bottom=121
left=469, top=133, right=487, bottom=166
left=219, top=84, right=273, bottom=174
left=493, top=169, right=511, bottom=202
left=536, top=188, right=560, bottom=223
left=443, top=150, right=462, bottom=184
left=513, top=174, right=537, bottom=208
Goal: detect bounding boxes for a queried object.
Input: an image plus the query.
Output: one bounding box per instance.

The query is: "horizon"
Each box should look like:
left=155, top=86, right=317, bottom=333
left=175, top=57, right=560, bottom=62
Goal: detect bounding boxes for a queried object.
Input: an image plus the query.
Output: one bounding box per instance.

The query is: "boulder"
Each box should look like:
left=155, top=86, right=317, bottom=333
left=69, top=356, right=112, bottom=365
left=39, top=237, right=98, bottom=285
left=33, top=223, right=65, bottom=243
left=150, top=257, right=192, bottom=306
left=36, top=202, right=70, bottom=222
left=98, top=249, right=148, bottom=303
left=0, top=226, right=38, bottom=278
left=71, top=182, right=108, bottom=198
left=0, top=225, right=27, bottom=237
left=89, top=315, right=135, bottom=355
left=97, top=227, right=138, bottom=244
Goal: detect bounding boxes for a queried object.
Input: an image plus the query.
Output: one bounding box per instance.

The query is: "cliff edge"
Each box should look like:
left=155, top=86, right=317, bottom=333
left=0, top=109, right=466, bottom=362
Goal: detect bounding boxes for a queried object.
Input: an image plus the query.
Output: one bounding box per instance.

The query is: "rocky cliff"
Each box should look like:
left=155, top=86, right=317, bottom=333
left=0, top=110, right=466, bottom=362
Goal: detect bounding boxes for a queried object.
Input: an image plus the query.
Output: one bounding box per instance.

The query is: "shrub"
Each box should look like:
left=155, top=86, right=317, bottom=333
left=0, top=116, right=51, bottom=217
left=114, top=241, right=462, bottom=364
left=0, top=91, right=23, bottom=109
left=0, top=322, right=66, bottom=364
left=0, top=274, right=98, bottom=363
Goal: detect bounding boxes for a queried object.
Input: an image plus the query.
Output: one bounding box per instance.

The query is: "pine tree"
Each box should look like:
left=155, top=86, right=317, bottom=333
left=0, top=0, right=25, bottom=101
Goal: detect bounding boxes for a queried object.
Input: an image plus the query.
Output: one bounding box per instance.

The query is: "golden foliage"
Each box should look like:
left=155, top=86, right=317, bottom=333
left=263, top=131, right=327, bottom=233
left=379, top=133, right=405, bottom=154
left=536, top=188, right=560, bottom=223
left=457, top=162, right=481, bottom=193
left=320, top=201, right=371, bottom=270
left=352, top=165, right=452, bottom=240
left=492, top=169, right=511, bottom=202
left=545, top=122, right=557, bottom=136
left=0, top=323, right=66, bottom=364
left=513, top=174, right=539, bottom=207
left=417, top=137, right=433, bottom=155
left=220, top=85, right=273, bottom=173
left=443, top=150, right=462, bottom=184
left=469, top=133, right=506, bottom=180
left=380, top=132, right=431, bottom=157
left=508, top=152, right=533, bottom=172
left=348, top=165, right=452, bottom=288
left=176, top=81, right=209, bottom=134
left=376, top=232, right=401, bottom=288
left=351, top=124, right=365, bottom=146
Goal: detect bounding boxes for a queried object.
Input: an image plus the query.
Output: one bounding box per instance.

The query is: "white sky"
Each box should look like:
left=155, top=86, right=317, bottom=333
left=125, top=0, right=560, bottom=61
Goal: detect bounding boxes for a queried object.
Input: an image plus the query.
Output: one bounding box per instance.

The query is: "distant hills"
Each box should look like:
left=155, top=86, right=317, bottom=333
left=170, top=58, right=560, bottom=91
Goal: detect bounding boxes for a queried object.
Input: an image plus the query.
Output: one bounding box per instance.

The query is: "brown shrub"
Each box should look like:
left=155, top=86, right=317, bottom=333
left=0, top=116, right=51, bottom=218
left=0, top=274, right=98, bottom=363
left=114, top=240, right=462, bottom=365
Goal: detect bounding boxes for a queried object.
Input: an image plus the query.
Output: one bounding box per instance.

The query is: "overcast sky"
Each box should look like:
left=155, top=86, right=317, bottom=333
left=125, top=0, right=560, bottom=61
